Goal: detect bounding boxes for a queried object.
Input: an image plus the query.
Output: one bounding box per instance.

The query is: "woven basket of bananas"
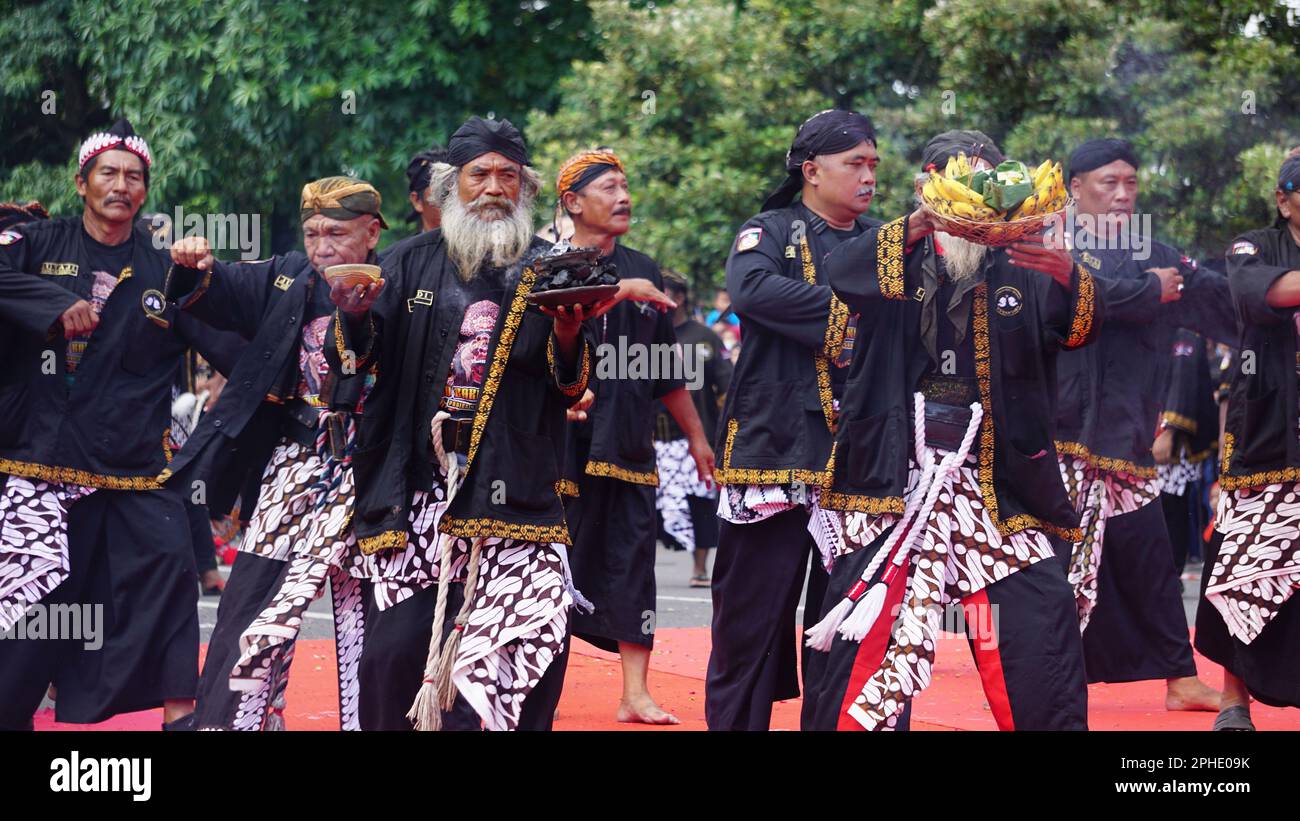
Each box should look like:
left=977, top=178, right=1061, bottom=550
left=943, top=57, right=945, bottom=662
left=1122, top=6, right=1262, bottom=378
left=921, top=153, right=1070, bottom=246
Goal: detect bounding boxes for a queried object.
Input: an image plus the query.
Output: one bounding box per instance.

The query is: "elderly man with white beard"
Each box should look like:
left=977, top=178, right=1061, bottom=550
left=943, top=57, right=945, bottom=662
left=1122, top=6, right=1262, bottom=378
left=800, top=131, right=1102, bottom=731
left=327, top=116, right=621, bottom=731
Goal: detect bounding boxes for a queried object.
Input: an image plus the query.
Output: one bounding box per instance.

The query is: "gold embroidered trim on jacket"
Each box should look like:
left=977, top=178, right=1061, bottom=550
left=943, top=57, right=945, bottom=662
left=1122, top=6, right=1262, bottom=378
left=971, top=284, right=1075, bottom=539
left=556, top=479, right=580, bottom=497
left=162, top=428, right=173, bottom=464
left=877, top=217, right=906, bottom=301
left=713, top=418, right=832, bottom=486
left=1064, top=265, right=1095, bottom=349
left=465, top=266, right=535, bottom=468
left=1054, top=440, right=1158, bottom=479
left=824, top=295, right=851, bottom=360
left=799, top=238, right=837, bottom=433
left=179, top=269, right=212, bottom=308
left=0, top=459, right=162, bottom=490
left=547, top=332, right=591, bottom=398
left=585, top=460, right=659, bottom=487
left=438, top=515, right=572, bottom=546
left=1221, top=432, right=1234, bottom=473
left=1220, top=466, right=1300, bottom=490
left=357, top=529, right=406, bottom=555
left=1161, top=411, right=1197, bottom=435
left=332, top=310, right=375, bottom=372
left=820, top=491, right=905, bottom=514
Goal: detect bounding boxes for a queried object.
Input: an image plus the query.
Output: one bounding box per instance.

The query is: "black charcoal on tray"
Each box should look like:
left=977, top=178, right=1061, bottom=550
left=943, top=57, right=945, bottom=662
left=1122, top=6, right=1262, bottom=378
left=533, top=246, right=620, bottom=292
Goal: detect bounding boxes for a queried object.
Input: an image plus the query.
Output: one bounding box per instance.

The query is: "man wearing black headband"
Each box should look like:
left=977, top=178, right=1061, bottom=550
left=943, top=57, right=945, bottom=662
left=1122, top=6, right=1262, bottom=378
left=326, top=116, right=608, bottom=731
left=553, top=149, right=709, bottom=726
left=801, top=131, right=1096, bottom=731
left=1054, top=137, right=1234, bottom=711
left=406, top=146, right=449, bottom=234
left=706, top=109, right=881, bottom=730
left=165, top=175, right=387, bottom=730
left=1194, top=150, right=1300, bottom=729
left=0, top=118, right=201, bottom=730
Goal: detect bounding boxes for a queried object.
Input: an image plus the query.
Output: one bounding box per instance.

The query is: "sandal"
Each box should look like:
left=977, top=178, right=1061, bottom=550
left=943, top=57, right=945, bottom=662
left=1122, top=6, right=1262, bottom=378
left=689, top=575, right=711, bottom=588
left=1212, top=705, right=1255, bottom=731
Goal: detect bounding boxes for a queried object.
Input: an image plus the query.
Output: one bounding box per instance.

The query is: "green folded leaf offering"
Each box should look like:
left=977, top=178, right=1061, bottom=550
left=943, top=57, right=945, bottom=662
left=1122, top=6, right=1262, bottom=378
left=981, top=160, right=1033, bottom=214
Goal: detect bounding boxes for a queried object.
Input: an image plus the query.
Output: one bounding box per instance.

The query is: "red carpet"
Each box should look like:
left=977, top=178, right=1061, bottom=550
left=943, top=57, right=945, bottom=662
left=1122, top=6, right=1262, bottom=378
left=33, top=627, right=1300, bottom=731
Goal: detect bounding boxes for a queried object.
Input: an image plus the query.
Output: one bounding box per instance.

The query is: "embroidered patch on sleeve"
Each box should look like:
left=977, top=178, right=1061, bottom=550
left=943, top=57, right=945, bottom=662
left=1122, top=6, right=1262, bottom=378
left=736, top=227, right=762, bottom=252
left=1230, top=241, right=1258, bottom=256
left=0, top=230, right=22, bottom=246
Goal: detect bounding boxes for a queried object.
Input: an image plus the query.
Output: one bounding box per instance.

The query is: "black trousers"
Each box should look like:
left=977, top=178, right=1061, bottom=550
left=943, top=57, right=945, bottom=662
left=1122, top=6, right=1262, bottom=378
left=193, top=551, right=288, bottom=729
left=705, top=506, right=828, bottom=730
left=1083, top=500, right=1197, bottom=683
left=187, top=499, right=218, bottom=574
left=1194, top=531, right=1300, bottom=708
left=802, top=528, right=1088, bottom=731
left=358, top=580, right=571, bottom=731
left=0, top=482, right=198, bottom=728
left=568, top=474, right=658, bottom=652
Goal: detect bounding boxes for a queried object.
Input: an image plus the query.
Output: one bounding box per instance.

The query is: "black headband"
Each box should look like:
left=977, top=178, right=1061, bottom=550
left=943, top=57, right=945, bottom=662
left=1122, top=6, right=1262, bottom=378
left=1068, top=138, right=1139, bottom=182
left=762, top=109, right=876, bottom=211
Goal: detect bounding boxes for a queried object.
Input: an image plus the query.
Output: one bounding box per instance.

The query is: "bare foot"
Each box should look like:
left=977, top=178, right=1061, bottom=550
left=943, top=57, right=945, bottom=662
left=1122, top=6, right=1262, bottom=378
left=616, top=695, right=680, bottom=725
left=1166, top=676, right=1220, bottom=712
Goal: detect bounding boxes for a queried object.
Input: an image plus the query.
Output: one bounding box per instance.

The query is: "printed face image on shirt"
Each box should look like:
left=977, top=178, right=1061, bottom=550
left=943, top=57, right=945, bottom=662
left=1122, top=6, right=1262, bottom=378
left=298, top=315, right=332, bottom=405
left=444, top=299, right=499, bottom=413
left=66, top=270, right=122, bottom=373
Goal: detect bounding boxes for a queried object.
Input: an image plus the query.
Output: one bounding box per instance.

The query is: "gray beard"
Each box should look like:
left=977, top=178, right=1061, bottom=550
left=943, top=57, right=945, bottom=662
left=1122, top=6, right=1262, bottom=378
left=439, top=191, right=535, bottom=281
left=936, top=231, right=987, bottom=281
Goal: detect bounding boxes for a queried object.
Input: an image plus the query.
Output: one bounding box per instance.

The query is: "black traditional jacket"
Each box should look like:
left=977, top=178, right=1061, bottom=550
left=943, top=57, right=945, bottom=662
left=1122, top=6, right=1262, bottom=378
left=716, top=202, right=882, bottom=485
left=330, top=231, right=594, bottom=553
left=821, top=216, right=1104, bottom=541
left=563, top=243, right=683, bottom=489
left=1055, top=237, right=1234, bottom=477
left=1160, top=329, right=1218, bottom=465
left=0, top=217, right=190, bottom=489
left=1221, top=224, right=1300, bottom=490
left=161, top=252, right=358, bottom=515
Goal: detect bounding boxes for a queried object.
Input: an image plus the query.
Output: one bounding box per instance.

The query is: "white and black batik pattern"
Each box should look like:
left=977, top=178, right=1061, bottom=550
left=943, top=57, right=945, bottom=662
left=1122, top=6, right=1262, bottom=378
left=0, top=477, right=95, bottom=631
left=1208, top=483, right=1300, bottom=644
left=827, top=454, right=1056, bottom=732
left=1057, top=454, right=1161, bottom=631
left=654, top=438, right=716, bottom=552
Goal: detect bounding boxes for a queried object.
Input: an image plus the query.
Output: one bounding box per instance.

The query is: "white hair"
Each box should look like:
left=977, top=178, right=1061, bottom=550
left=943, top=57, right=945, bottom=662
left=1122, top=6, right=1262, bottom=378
left=434, top=160, right=541, bottom=280
left=913, top=172, right=986, bottom=281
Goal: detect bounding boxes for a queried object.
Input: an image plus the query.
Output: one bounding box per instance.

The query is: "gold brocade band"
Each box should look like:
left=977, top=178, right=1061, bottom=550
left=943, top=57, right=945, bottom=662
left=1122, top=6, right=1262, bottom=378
left=1064, top=265, right=1095, bottom=349
left=876, top=217, right=906, bottom=301
left=585, top=460, right=658, bottom=487
left=0, top=458, right=162, bottom=491
left=1161, top=410, right=1197, bottom=434
left=357, top=529, right=406, bottom=555
left=1054, top=440, right=1158, bottom=479
left=438, top=515, right=572, bottom=546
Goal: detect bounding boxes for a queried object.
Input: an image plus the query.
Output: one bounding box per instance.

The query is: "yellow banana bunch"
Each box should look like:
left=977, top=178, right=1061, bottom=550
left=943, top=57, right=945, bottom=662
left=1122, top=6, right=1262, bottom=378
left=923, top=170, right=999, bottom=221
left=944, top=152, right=973, bottom=180
left=1012, top=161, right=1067, bottom=218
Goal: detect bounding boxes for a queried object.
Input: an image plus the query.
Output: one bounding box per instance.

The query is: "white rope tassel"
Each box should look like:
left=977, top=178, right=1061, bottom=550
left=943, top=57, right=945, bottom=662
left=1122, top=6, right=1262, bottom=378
left=807, top=393, right=984, bottom=649
left=408, top=410, right=463, bottom=732
left=806, top=393, right=931, bottom=649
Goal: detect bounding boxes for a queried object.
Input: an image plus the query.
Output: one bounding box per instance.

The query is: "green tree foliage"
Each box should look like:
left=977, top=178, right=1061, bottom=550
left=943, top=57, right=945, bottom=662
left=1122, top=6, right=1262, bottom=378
left=529, top=0, right=1298, bottom=291
left=1, top=0, right=594, bottom=251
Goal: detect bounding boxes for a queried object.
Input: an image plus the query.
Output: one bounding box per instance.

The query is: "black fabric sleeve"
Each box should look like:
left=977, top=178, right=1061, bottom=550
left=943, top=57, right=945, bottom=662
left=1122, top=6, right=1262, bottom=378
left=1037, top=261, right=1103, bottom=351
left=1161, top=329, right=1202, bottom=435
left=726, top=216, right=851, bottom=351
left=1227, top=234, right=1297, bottom=328
left=823, top=216, right=911, bottom=316
left=1173, top=260, right=1236, bottom=342
left=0, top=229, right=81, bottom=337
left=169, top=257, right=279, bottom=338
